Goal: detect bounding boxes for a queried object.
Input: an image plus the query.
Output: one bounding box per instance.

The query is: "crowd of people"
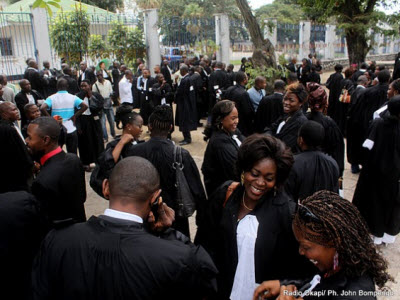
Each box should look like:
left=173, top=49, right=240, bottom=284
left=0, top=52, right=399, bottom=300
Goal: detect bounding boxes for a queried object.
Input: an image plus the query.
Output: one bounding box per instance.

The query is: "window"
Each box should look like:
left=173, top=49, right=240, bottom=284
left=0, top=38, right=12, bottom=56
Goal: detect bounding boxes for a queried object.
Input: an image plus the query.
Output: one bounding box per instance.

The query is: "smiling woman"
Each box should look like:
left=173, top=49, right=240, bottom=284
left=197, top=134, right=316, bottom=300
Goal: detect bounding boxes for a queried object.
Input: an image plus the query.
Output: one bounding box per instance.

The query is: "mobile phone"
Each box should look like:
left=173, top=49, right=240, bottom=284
left=151, top=196, right=160, bottom=220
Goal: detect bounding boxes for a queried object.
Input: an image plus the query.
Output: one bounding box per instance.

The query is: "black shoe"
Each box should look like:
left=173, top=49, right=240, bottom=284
left=179, top=140, right=191, bottom=145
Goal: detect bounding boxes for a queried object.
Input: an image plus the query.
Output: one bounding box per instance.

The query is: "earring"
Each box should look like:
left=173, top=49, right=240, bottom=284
left=333, top=251, right=339, bottom=271
left=274, top=186, right=277, bottom=197
left=240, top=172, right=244, bottom=185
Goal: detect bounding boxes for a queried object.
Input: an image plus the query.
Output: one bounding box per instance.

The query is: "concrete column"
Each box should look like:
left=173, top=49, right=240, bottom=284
left=264, top=18, right=277, bottom=48
left=344, top=37, right=348, bottom=57
left=215, top=14, right=230, bottom=65
left=143, top=9, right=161, bottom=76
left=324, top=24, right=336, bottom=59
left=30, top=7, right=52, bottom=68
left=299, top=20, right=311, bottom=59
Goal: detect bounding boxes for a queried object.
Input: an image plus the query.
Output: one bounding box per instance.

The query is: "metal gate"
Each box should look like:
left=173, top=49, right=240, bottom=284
left=0, top=12, right=37, bottom=82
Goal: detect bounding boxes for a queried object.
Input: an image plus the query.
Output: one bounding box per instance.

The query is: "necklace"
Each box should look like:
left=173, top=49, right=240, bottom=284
left=242, top=192, right=253, bottom=211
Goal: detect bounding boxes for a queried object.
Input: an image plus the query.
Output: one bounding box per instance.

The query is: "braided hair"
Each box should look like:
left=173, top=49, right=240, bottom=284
left=390, top=78, right=400, bottom=94
left=203, top=100, right=235, bottom=141
left=115, top=106, right=141, bottom=130
left=148, top=105, right=173, bottom=135
left=293, top=190, right=392, bottom=289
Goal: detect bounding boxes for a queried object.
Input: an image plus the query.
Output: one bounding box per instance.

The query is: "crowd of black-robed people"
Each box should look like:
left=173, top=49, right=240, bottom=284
left=0, top=53, right=400, bottom=299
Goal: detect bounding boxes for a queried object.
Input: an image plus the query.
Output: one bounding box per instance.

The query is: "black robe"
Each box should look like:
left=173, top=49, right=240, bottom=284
left=151, top=82, right=174, bottom=106
left=31, top=150, right=86, bottom=225
left=24, top=68, right=48, bottom=97
left=0, top=121, right=33, bottom=193
left=15, top=90, right=43, bottom=127
left=125, top=137, right=206, bottom=237
left=346, top=86, right=368, bottom=165
left=60, top=74, right=80, bottom=95
left=394, top=55, right=400, bottom=80
left=201, top=130, right=244, bottom=197
left=161, top=65, right=173, bottom=86
left=285, top=150, right=339, bottom=202
left=0, top=191, right=45, bottom=300
left=307, top=111, right=345, bottom=176
left=255, top=92, right=284, bottom=133
left=326, top=72, right=343, bottom=121
left=32, top=216, right=217, bottom=300
left=266, top=109, right=308, bottom=154
left=198, top=182, right=316, bottom=299
left=224, top=84, right=255, bottom=136
left=137, top=76, right=157, bottom=125
left=208, top=69, right=229, bottom=112
left=353, top=117, right=400, bottom=237
left=336, top=78, right=354, bottom=135
left=76, top=92, right=105, bottom=165
left=175, top=75, right=198, bottom=132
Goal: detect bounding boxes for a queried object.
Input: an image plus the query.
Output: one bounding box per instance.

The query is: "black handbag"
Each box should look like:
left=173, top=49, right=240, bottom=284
left=173, top=145, right=196, bottom=218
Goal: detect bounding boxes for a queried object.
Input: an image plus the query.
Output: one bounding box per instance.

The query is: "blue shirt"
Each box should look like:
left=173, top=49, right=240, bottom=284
left=45, top=91, right=83, bottom=120
left=247, top=87, right=266, bottom=111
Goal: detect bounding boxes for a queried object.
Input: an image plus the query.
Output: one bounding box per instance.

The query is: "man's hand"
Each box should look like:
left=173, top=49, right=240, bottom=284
left=70, top=115, right=77, bottom=126
left=147, top=197, right=175, bottom=233
left=276, top=285, right=303, bottom=300
left=253, top=280, right=280, bottom=300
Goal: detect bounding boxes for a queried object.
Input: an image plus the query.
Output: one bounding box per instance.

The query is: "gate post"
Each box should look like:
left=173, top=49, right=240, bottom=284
left=30, top=7, right=52, bottom=68
left=299, top=20, right=311, bottom=59
left=215, top=13, right=230, bottom=65
left=143, top=9, right=161, bottom=75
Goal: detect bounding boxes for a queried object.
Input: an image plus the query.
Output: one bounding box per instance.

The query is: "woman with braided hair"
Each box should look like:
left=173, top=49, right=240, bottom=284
left=254, top=190, right=392, bottom=300
left=306, top=82, right=345, bottom=177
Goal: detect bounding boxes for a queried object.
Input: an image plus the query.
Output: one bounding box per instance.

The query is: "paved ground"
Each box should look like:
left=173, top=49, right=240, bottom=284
left=83, top=71, right=399, bottom=298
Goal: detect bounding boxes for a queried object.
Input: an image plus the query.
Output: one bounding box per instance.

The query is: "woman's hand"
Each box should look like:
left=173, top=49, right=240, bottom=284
left=253, top=280, right=280, bottom=299
left=276, top=285, right=303, bottom=300
left=120, top=133, right=134, bottom=145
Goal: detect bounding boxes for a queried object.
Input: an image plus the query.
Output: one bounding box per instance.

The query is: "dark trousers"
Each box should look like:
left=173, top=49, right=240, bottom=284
left=66, top=131, right=78, bottom=154
left=183, top=131, right=191, bottom=141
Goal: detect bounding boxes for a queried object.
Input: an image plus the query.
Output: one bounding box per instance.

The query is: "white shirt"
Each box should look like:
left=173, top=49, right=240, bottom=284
left=26, top=93, right=35, bottom=104
left=93, top=80, right=113, bottom=99
left=13, top=123, right=25, bottom=143
left=103, top=208, right=143, bottom=223
left=82, top=97, right=91, bottom=115
left=119, top=76, right=133, bottom=104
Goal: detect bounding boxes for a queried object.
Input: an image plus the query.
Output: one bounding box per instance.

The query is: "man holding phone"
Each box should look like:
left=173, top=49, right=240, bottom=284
left=32, top=156, right=218, bottom=300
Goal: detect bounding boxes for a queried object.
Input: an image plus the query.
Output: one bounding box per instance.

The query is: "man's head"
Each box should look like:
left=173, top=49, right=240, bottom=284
left=61, top=63, right=69, bottom=71
left=96, top=70, right=104, bottom=83
left=255, top=76, right=266, bottom=90
left=113, top=61, right=120, bottom=68
left=377, top=69, right=390, bottom=84
left=153, top=65, right=161, bottom=74
left=63, top=66, right=72, bottom=76
left=80, top=61, right=87, bottom=72
left=80, top=80, right=92, bottom=94
left=179, top=64, right=189, bottom=76
left=25, top=117, right=60, bottom=160
left=138, top=64, right=144, bottom=71
left=24, top=103, right=41, bottom=121
left=0, top=84, right=3, bottom=98
left=287, top=72, right=298, bottom=85
left=28, top=60, right=38, bottom=69
left=142, top=68, right=150, bottom=79
left=274, top=79, right=286, bottom=93
left=163, top=60, right=169, bottom=66
left=227, top=64, right=234, bottom=72
left=19, top=79, right=31, bottom=93
left=125, top=70, right=133, bottom=81
left=357, top=75, right=368, bottom=87
left=120, top=65, right=127, bottom=73
left=0, top=74, right=7, bottom=86
left=298, top=120, right=325, bottom=151
left=235, top=71, right=248, bottom=86
left=155, top=73, right=165, bottom=83
left=360, top=62, right=368, bottom=70
left=103, top=157, right=161, bottom=218
left=334, top=64, right=343, bottom=72
left=57, top=78, right=69, bottom=91
left=215, top=61, right=223, bottom=69
left=0, top=102, right=20, bottom=122
left=193, top=66, right=202, bottom=74
left=43, top=61, right=50, bottom=69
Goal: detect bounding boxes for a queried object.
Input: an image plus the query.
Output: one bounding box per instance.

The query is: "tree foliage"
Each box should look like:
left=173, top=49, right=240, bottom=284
left=107, top=21, right=146, bottom=65
left=80, top=0, right=124, bottom=13
left=31, top=0, right=61, bottom=17
left=255, top=0, right=305, bottom=24
left=88, top=34, right=110, bottom=61
left=49, top=7, right=90, bottom=66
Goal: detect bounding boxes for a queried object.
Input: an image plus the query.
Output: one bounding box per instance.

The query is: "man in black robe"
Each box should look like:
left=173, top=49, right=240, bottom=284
left=285, top=121, right=339, bottom=202
left=76, top=80, right=105, bottom=170
left=255, top=79, right=285, bottom=133
left=15, top=79, right=43, bottom=128
left=351, top=62, right=368, bottom=84
left=208, top=61, right=229, bottom=113
left=326, top=64, right=343, bottom=120
left=137, top=68, right=156, bottom=125
left=24, top=59, right=48, bottom=98
left=125, top=106, right=205, bottom=237
left=78, top=61, right=96, bottom=86
left=224, top=71, right=255, bottom=136
left=0, top=191, right=45, bottom=300
left=27, top=117, right=86, bottom=226
left=32, top=156, right=217, bottom=300
left=60, top=66, right=80, bottom=95
left=40, top=60, right=58, bottom=98
left=161, top=59, right=173, bottom=86
left=346, top=75, right=368, bottom=173
left=394, top=52, right=400, bottom=80
left=191, top=66, right=205, bottom=126
left=175, top=64, right=197, bottom=145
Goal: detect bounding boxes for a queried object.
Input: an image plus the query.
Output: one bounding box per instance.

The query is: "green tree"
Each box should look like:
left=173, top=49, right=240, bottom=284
left=80, top=0, right=124, bottom=12
left=88, top=34, right=110, bottom=61
left=108, top=21, right=146, bottom=65
left=255, top=0, right=305, bottom=24
left=297, top=0, right=399, bottom=64
left=49, top=7, right=90, bottom=66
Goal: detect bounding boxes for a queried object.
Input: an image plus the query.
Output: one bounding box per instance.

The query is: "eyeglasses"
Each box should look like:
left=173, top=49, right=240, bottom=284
left=297, top=202, right=322, bottom=224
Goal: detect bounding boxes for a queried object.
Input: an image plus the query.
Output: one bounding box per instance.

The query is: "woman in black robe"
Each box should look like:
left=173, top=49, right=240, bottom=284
left=199, top=135, right=315, bottom=300
left=266, top=82, right=308, bottom=154
left=335, top=68, right=354, bottom=135
left=202, top=100, right=244, bottom=197
left=353, top=96, right=400, bottom=245
left=325, top=64, right=343, bottom=122
left=254, top=191, right=393, bottom=300
left=306, top=82, right=345, bottom=176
